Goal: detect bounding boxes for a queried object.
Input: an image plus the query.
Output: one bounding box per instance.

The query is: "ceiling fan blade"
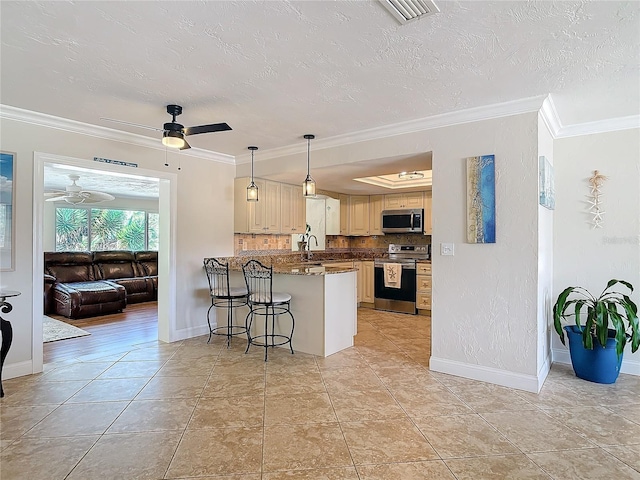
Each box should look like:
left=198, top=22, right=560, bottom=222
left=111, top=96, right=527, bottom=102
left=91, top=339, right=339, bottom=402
left=45, top=195, right=68, bottom=202
left=183, top=123, right=232, bottom=136
left=180, top=138, right=191, bottom=150
left=81, top=191, right=116, bottom=202
left=44, top=190, right=66, bottom=197
left=100, top=117, right=163, bottom=132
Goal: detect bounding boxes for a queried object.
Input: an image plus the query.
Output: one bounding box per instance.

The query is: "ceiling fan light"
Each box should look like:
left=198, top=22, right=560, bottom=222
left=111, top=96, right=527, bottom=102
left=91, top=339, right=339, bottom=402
left=162, top=130, right=185, bottom=148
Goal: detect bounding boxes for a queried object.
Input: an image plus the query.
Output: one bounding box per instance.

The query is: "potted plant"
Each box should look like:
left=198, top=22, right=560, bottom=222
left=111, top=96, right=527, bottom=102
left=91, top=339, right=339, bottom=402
left=553, top=279, right=639, bottom=384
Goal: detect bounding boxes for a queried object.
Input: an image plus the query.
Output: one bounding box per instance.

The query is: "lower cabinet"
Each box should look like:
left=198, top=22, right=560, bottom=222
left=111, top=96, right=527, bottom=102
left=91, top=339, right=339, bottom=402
left=361, top=261, right=374, bottom=304
left=416, top=262, right=431, bottom=311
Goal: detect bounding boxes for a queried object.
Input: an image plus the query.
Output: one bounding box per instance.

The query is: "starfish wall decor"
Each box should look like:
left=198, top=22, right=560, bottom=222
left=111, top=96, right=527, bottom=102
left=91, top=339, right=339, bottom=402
left=587, top=170, right=607, bottom=228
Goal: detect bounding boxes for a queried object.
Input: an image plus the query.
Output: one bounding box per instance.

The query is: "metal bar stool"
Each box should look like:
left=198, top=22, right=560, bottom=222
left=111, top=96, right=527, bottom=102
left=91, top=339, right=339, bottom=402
left=242, top=259, right=294, bottom=361
left=203, top=258, right=248, bottom=347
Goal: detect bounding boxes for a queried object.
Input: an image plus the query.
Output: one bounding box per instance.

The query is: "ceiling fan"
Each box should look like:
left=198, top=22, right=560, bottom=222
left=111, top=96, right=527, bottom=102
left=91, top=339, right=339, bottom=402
left=101, top=104, right=232, bottom=150
left=45, top=174, right=115, bottom=205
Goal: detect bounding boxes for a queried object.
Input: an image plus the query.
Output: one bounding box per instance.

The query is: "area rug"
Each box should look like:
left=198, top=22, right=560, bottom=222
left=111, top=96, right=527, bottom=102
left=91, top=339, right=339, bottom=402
left=43, top=316, right=91, bottom=343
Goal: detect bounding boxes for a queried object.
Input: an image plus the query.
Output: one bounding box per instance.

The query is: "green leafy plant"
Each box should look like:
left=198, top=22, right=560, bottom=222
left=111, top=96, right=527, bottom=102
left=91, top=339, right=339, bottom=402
left=553, top=279, right=639, bottom=357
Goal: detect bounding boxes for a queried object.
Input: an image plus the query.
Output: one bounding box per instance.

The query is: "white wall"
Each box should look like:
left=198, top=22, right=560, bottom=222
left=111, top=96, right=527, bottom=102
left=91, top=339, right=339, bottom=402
left=537, top=113, right=554, bottom=381
left=553, top=128, right=640, bottom=374
left=0, top=117, right=235, bottom=379
left=238, top=112, right=544, bottom=391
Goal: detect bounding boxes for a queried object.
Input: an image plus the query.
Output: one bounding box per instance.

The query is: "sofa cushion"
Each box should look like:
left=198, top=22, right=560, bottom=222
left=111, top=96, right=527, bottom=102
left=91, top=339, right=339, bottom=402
left=97, top=262, right=137, bottom=280
left=45, top=252, right=96, bottom=283
left=135, top=251, right=158, bottom=276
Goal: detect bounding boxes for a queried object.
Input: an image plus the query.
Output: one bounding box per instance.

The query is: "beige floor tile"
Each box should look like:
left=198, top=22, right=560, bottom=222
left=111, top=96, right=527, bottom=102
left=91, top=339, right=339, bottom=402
left=603, top=444, right=640, bottom=472
left=340, top=418, right=438, bottom=465
left=169, top=345, right=222, bottom=362
left=40, top=362, right=114, bottom=382
left=481, top=410, right=595, bottom=453
left=316, top=349, right=367, bottom=370
left=415, top=414, right=520, bottom=458
left=107, top=398, right=197, bottom=433
left=202, top=372, right=265, bottom=397
left=392, top=386, right=473, bottom=417
left=374, top=365, right=439, bottom=388
left=445, top=454, right=551, bottom=479
left=543, top=405, right=640, bottom=447
left=24, top=401, right=128, bottom=437
left=1, top=438, right=15, bottom=451
left=263, top=423, right=352, bottom=471
left=262, top=467, right=360, bottom=479
left=211, top=358, right=267, bottom=375
left=516, top=382, right=586, bottom=409
left=0, top=435, right=98, bottom=480
left=328, top=389, right=406, bottom=422
left=135, top=375, right=208, bottom=399
left=356, top=460, right=456, bottom=479
left=266, top=370, right=326, bottom=395
left=0, top=379, right=89, bottom=405
left=528, top=447, right=640, bottom=479
left=156, top=358, right=216, bottom=377
left=363, top=353, right=418, bottom=370
left=321, top=366, right=385, bottom=393
left=448, top=383, right=537, bottom=413
left=0, top=404, right=58, bottom=440
left=66, top=377, right=149, bottom=403
left=265, top=392, right=336, bottom=425
left=605, top=403, right=640, bottom=423
left=189, top=395, right=264, bottom=428
left=98, top=360, right=165, bottom=379
left=119, top=347, right=178, bottom=362
left=166, top=426, right=263, bottom=477
left=66, top=431, right=182, bottom=480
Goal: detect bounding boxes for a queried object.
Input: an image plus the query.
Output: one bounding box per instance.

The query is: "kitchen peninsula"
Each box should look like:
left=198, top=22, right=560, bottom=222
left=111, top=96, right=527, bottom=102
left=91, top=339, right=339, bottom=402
left=221, top=261, right=358, bottom=357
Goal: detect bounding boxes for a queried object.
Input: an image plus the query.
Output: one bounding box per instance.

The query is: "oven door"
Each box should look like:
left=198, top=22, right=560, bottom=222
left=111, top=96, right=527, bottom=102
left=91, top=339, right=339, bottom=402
left=374, top=262, right=417, bottom=314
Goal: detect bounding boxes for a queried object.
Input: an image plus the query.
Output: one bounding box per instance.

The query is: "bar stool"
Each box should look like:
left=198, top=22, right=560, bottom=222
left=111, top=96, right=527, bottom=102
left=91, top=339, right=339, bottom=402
left=242, top=259, right=295, bottom=361
left=203, top=258, right=248, bottom=347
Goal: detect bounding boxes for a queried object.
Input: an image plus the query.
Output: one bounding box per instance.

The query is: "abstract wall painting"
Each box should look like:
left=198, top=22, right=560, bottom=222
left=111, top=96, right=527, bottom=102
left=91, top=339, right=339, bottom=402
left=0, top=151, right=15, bottom=271
left=539, top=155, right=555, bottom=210
left=466, top=154, right=496, bottom=244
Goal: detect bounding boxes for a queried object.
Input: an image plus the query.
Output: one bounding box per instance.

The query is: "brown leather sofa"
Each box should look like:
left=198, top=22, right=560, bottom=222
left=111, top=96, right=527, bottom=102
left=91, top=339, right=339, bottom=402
left=44, top=251, right=158, bottom=319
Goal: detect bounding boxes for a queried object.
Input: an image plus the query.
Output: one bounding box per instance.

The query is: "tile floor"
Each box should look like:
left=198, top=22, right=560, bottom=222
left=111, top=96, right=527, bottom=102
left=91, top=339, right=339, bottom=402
left=2, top=308, right=640, bottom=479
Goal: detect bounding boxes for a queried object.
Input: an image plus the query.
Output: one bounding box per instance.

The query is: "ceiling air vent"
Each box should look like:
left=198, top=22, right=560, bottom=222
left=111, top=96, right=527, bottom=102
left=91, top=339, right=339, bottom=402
left=379, top=0, right=440, bottom=25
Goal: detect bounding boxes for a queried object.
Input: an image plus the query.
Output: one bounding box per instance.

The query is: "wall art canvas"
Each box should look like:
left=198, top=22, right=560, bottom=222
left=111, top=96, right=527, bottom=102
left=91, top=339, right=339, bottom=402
left=0, top=151, right=15, bottom=271
left=466, top=154, right=496, bottom=244
left=539, top=155, right=555, bottom=210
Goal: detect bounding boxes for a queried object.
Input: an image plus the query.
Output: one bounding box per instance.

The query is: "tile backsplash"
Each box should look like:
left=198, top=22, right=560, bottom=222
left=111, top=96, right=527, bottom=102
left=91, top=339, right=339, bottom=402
left=235, top=233, right=430, bottom=256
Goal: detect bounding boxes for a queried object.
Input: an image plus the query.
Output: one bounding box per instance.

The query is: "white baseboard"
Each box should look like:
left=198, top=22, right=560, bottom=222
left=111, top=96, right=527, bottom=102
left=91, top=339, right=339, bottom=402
left=429, top=356, right=547, bottom=393
left=552, top=348, right=640, bottom=376
left=169, top=324, right=211, bottom=343
left=2, top=360, right=36, bottom=381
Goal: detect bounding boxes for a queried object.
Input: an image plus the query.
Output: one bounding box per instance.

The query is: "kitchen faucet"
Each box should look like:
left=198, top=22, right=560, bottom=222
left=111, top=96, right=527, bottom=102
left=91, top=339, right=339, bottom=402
left=306, top=235, right=318, bottom=261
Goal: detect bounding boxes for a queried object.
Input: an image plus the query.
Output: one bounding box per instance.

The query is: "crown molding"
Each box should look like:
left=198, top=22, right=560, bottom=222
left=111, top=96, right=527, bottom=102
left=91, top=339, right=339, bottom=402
left=237, top=95, right=548, bottom=163
left=0, top=104, right=235, bottom=165
left=539, top=95, right=640, bottom=139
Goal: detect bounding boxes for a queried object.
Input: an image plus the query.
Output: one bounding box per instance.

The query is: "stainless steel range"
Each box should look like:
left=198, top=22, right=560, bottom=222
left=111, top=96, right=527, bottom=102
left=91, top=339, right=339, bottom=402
left=374, top=244, right=430, bottom=314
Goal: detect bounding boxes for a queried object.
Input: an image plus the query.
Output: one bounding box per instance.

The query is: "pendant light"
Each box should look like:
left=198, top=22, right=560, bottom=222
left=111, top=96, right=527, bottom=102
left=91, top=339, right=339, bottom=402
left=302, top=134, right=316, bottom=197
left=247, top=146, right=259, bottom=202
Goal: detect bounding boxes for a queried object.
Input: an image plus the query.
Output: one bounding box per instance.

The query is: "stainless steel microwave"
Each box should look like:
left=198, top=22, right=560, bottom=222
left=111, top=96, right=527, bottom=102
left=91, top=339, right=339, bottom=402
left=381, top=209, right=424, bottom=234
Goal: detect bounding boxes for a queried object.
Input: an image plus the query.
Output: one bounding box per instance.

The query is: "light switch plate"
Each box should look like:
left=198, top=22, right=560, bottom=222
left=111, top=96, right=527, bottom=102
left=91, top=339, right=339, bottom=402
left=440, top=243, right=454, bottom=256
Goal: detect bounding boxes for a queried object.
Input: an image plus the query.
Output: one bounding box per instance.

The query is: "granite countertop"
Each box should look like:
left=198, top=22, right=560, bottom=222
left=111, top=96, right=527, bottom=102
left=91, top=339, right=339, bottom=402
left=227, top=263, right=357, bottom=276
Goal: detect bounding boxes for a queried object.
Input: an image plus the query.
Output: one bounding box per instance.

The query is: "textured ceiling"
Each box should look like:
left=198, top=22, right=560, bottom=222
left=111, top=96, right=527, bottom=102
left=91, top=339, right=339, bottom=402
left=1, top=0, right=638, bottom=160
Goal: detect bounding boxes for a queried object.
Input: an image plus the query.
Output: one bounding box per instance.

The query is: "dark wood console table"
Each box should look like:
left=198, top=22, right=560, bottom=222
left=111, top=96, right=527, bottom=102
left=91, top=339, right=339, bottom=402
left=0, top=290, right=20, bottom=398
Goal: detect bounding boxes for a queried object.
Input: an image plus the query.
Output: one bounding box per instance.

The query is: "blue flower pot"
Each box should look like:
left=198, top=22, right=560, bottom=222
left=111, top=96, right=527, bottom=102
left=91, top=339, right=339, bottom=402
left=564, top=325, right=623, bottom=384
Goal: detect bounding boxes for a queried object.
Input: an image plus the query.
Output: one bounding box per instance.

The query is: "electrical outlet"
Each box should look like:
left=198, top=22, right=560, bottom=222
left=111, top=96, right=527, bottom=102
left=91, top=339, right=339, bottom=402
left=440, top=243, right=454, bottom=256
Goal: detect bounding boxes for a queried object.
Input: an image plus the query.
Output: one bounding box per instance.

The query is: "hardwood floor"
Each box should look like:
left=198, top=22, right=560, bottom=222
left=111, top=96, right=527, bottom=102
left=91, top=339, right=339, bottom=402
left=43, top=302, right=158, bottom=365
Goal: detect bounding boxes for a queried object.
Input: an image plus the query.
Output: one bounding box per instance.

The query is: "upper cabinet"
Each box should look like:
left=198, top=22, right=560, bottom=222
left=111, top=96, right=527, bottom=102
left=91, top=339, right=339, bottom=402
left=338, top=194, right=350, bottom=235
left=234, top=177, right=282, bottom=234
left=348, top=195, right=370, bottom=236
left=281, top=184, right=306, bottom=234
left=384, top=192, right=424, bottom=209
left=369, top=195, right=384, bottom=235
left=423, top=190, right=432, bottom=235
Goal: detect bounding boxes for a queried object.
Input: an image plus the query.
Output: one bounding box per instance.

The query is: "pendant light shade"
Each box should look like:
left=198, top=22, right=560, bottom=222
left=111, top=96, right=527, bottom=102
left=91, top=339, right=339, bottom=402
left=162, top=130, right=186, bottom=149
left=302, top=134, right=316, bottom=197
left=247, top=146, right=259, bottom=202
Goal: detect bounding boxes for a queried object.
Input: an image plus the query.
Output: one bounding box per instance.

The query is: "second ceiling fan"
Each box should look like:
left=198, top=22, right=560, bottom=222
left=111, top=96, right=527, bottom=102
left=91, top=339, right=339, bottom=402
left=102, top=104, right=231, bottom=150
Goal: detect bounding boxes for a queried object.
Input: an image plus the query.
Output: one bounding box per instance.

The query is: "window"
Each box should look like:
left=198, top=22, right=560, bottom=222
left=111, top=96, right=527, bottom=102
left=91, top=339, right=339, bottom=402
left=55, top=207, right=158, bottom=252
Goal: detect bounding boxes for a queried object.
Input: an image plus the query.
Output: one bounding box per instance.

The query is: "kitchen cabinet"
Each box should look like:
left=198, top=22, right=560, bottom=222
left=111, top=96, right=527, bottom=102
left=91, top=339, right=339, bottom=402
left=354, top=261, right=363, bottom=303
left=234, top=177, right=280, bottom=233
left=416, top=262, right=431, bottom=311
left=348, top=195, right=370, bottom=235
left=368, top=195, right=384, bottom=235
left=423, top=190, right=432, bottom=235
left=338, top=194, right=349, bottom=235
left=361, top=260, right=374, bottom=304
left=281, top=184, right=306, bottom=234
left=384, top=192, right=424, bottom=209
